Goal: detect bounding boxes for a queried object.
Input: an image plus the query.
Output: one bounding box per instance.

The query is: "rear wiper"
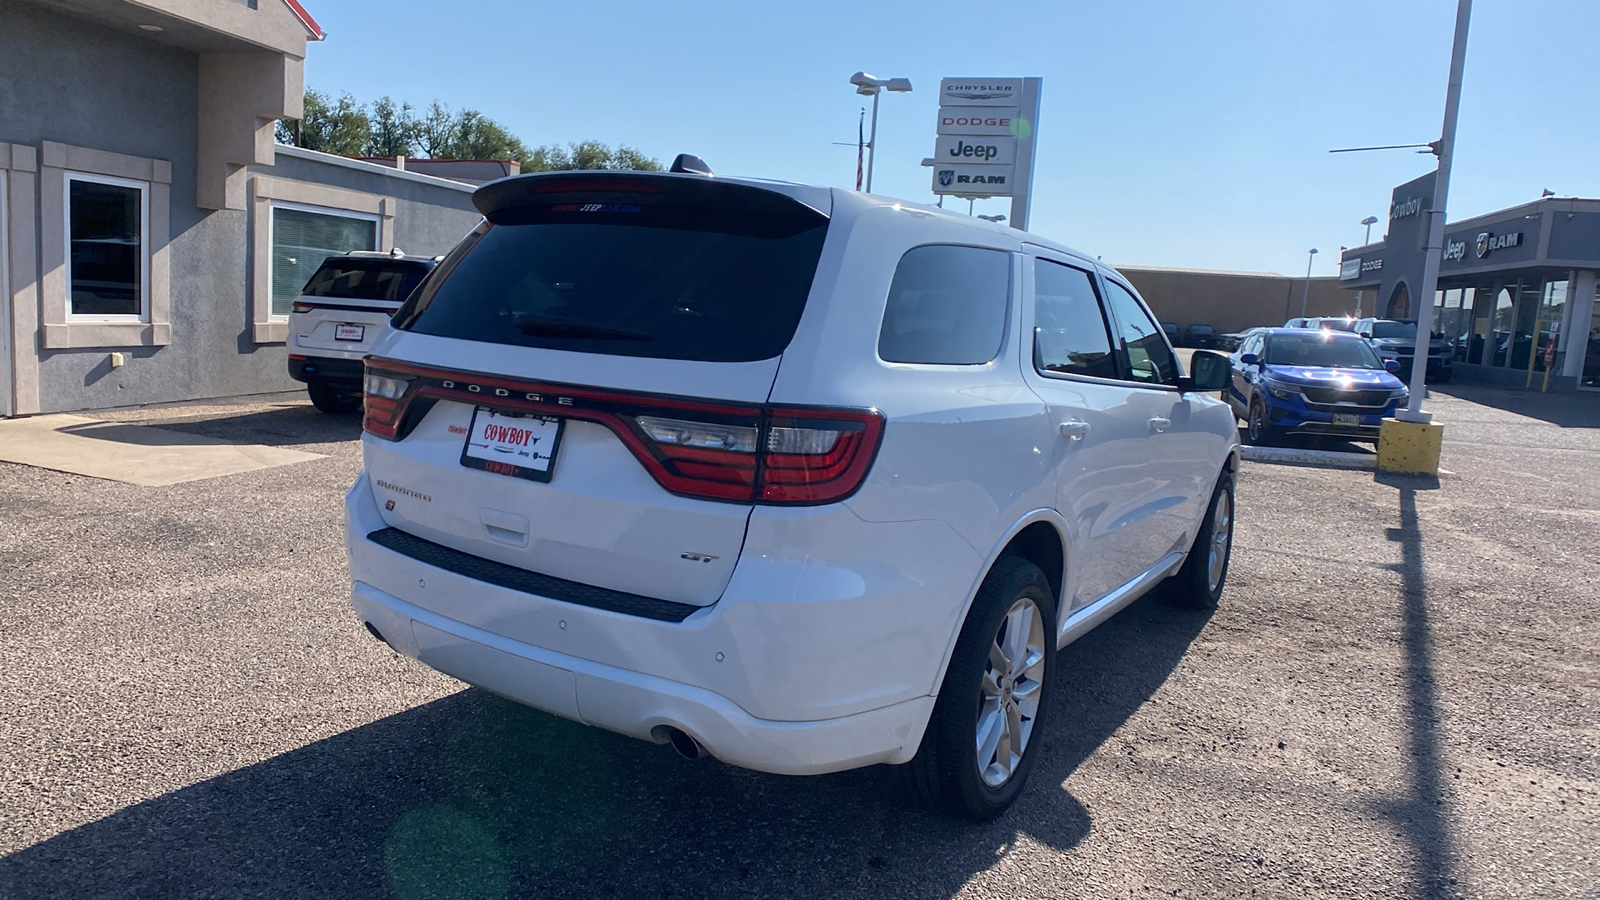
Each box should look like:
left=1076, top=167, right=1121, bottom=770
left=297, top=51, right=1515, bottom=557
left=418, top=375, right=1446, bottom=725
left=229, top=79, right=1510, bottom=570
left=513, top=315, right=649, bottom=341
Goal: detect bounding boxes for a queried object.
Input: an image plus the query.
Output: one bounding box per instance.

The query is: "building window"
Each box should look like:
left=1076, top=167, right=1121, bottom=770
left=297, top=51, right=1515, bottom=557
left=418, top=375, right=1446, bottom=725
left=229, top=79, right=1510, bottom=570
left=269, top=205, right=378, bottom=317
left=66, top=174, right=148, bottom=320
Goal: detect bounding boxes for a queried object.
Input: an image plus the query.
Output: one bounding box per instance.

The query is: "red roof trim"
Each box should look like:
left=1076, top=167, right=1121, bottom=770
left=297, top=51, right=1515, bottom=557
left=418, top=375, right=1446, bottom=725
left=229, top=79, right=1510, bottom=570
left=281, top=0, right=325, bottom=40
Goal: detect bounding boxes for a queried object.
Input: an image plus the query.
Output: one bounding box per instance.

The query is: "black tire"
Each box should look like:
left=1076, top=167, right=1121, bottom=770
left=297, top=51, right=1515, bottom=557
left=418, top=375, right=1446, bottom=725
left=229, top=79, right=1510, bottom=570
left=1244, top=397, right=1277, bottom=446
left=1165, top=470, right=1235, bottom=610
left=308, top=381, right=362, bottom=415
left=1432, top=370, right=1452, bottom=384
left=900, top=556, right=1057, bottom=820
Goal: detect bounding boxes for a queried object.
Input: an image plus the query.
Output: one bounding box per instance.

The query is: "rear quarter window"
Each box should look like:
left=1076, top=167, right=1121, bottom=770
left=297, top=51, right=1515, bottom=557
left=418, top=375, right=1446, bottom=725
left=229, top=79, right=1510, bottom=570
left=878, top=245, right=1011, bottom=365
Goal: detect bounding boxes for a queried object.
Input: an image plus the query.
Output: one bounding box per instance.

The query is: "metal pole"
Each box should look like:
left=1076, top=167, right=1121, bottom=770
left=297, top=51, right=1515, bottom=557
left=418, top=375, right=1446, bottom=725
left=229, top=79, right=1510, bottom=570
left=1365, top=221, right=1375, bottom=245
left=1400, top=0, right=1472, bottom=423
left=1300, top=251, right=1316, bottom=317
left=864, top=90, right=881, bottom=193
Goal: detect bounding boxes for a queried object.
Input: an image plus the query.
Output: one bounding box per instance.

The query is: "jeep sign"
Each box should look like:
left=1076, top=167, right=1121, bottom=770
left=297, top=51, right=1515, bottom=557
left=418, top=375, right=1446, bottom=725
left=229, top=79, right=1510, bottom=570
left=930, top=77, right=1042, bottom=226
left=934, top=135, right=1017, bottom=166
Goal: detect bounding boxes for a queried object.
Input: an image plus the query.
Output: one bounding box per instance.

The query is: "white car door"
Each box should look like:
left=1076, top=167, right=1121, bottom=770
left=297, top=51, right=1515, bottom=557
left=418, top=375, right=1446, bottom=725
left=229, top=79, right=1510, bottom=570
left=1020, top=253, right=1157, bottom=610
left=1096, top=273, right=1217, bottom=564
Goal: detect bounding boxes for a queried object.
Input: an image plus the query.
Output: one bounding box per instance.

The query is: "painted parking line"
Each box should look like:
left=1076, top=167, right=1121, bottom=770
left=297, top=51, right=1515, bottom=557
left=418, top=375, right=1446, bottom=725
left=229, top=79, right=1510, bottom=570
left=1240, top=445, right=1376, bottom=469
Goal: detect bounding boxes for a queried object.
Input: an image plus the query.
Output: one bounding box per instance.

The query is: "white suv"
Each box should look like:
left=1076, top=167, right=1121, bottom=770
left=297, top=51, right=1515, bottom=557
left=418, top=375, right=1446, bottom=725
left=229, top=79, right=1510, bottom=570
left=346, top=170, right=1240, bottom=818
left=287, top=251, right=438, bottom=413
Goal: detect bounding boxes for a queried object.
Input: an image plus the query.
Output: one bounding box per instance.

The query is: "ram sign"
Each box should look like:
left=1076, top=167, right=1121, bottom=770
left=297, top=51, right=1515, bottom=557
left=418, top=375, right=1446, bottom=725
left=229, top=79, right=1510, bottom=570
left=930, top=77, right=1041, bottom=220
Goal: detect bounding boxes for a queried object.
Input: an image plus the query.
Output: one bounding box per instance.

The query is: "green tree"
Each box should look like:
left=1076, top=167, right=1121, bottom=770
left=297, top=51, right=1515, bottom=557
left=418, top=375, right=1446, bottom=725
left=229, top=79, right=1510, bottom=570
left=367, top=96, right=418, bottom=157
left=276, top=89, right=661, bottom=171
left=277, top=89, right=370, bottom=157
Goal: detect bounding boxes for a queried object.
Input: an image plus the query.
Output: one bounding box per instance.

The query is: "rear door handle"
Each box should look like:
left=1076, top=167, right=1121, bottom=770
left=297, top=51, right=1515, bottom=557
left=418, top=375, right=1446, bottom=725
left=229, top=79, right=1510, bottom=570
left=1149, top=417, right=1172, bottom=433
left=1059, top=420, right=1091, bottom=440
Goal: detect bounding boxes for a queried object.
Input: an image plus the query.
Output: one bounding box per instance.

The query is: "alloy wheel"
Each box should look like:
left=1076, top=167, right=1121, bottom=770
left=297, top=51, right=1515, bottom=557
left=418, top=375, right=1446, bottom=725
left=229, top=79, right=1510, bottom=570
left=975, top=597, right=1047, bottom=788
left=1206, top=488, right=1233, bottom=593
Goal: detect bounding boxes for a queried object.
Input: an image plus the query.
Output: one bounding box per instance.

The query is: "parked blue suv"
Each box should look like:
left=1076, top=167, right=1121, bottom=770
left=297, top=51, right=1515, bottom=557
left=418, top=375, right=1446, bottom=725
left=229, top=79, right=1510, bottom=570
left=1228, top=328, right=1408, bottom=445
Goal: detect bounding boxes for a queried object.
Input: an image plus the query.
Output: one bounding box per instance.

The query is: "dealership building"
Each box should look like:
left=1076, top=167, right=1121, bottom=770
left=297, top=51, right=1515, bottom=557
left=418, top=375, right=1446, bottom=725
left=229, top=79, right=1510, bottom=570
left=1, top=0, right=483, bottom=418
left=1339, top=175, right=1600, bottom=392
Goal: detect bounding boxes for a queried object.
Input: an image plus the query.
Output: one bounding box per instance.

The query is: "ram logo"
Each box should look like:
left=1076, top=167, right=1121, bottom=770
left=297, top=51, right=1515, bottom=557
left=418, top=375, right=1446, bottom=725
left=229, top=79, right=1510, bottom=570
left=938, top=169, right=955, bottom=187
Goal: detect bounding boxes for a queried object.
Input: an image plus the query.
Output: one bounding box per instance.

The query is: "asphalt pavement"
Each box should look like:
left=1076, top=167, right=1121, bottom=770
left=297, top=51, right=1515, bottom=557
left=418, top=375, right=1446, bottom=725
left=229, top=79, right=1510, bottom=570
left=0, top=386, right=1595, bottom=899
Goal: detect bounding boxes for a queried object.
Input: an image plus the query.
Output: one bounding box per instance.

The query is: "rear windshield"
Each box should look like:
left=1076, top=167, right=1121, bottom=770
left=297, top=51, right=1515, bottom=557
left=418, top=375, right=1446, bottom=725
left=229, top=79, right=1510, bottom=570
left=1264, top=333, right=1382, bottom=369
left=1316, top=319, right=1357, bottom=332
left=1370, top=321, right=1417, bottom=339
left=302, top=259, right=432, bottom=303
left=396, top=202, right=828, bottom=363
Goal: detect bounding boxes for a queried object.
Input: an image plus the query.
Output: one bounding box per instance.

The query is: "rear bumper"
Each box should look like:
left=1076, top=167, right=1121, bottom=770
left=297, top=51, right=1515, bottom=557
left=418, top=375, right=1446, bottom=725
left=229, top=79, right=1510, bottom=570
left=289, top=355, right=364, bottom=389
left=351, top=582, right=933, bottom=775
left=342, top=472, right=964, bottom=775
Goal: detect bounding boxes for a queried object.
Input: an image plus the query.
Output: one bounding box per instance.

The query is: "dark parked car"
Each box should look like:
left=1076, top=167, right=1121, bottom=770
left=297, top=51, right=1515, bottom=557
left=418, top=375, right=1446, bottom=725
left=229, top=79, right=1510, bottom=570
left=1161, top=321, right=1180, bottom=344
left=1355, top=318, right=1453, bottom=382
left=1182, top=323, right=1217, bottom=348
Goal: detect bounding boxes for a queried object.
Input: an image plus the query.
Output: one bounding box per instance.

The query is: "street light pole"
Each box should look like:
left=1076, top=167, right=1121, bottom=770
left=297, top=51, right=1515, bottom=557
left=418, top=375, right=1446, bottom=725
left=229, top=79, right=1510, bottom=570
left=849, top=72, right=913, bottom=194
left=865, top=90, right=881, bottom=193
left=1356, top=216, right=1378, bottom=318
left=1400, top=0, right=1472, bottom=423
left=1300, top=248, right=1318, bottom=317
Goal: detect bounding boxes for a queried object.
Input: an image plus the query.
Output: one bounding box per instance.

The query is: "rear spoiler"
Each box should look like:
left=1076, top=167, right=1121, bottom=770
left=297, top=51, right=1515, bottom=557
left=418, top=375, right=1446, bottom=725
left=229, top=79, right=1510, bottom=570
left=471, top=171, right=830, bottom=227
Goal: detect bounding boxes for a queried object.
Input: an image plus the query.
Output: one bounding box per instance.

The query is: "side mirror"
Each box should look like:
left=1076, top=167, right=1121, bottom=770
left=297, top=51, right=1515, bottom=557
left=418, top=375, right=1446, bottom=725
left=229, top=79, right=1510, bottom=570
left=1239, top=352, right=1260, bottom=367
left=1186, top=350, right=1232, bottom=392
left=1384, top=359, right=1402, bottom=374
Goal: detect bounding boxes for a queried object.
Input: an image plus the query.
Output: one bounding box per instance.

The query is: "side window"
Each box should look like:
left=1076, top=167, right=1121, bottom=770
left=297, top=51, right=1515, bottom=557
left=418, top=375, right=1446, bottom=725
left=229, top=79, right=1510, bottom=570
left=1102, top=278, right=1179, bottom=386
left=1032, top=259, right=1117, bottom=379
left=878, top=245, right=1010, bottom=365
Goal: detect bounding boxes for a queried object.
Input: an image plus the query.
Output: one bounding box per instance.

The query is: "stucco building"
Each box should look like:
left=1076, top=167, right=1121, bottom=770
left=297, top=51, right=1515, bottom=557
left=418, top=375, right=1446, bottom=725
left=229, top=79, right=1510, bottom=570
left=1, top=0, right=483, bottom=417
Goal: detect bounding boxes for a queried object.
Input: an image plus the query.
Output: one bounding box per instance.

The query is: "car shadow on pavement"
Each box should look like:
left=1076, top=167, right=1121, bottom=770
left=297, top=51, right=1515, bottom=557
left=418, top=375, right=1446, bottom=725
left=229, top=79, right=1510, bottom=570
left=0, top=593, right=1209, bottom=900
left=1374, top=474, right=1458, bottom=900
left=140, top=405, right=364, bottom=447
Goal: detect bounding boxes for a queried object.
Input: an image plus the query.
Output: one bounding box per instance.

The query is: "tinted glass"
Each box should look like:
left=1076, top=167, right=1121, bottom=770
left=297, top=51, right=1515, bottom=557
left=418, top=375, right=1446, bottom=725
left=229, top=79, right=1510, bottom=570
left=878, top=245, right=1010, bottom=365
left=69, top=179, right=141, bottom=316
left=1103, top=279, right=1178, bottom=385
left=1370, top=321, right=1417, bottom=339
left=302, top=259, right=432, bottom=303
left=1263, top=333, right=1383, bottom=369
left=1317, top=318, right=1357, bottom=332
left=1033, top=259, right=1116, bottom=378
left=401, top=207, right=827, bottom=363
left=272, top=208, right=377, bottom=315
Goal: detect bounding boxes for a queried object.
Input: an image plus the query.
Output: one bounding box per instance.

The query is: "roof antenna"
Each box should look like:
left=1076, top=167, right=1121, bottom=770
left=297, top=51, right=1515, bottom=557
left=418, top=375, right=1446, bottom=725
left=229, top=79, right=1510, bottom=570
left=669, top=154, right=714, bottom=176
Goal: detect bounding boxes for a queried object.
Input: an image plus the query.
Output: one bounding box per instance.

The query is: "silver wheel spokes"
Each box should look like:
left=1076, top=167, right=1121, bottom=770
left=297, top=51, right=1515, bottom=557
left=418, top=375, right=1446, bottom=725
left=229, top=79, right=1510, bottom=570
left=1207, top=490, right=1232, bottom=592
left=976, top=597, right=1046, bottom=788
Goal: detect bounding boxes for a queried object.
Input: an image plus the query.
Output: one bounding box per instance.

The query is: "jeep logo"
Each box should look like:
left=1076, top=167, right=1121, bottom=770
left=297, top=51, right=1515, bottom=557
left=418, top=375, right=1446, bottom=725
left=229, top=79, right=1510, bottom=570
left=945, top=139, right=1000, bottom=161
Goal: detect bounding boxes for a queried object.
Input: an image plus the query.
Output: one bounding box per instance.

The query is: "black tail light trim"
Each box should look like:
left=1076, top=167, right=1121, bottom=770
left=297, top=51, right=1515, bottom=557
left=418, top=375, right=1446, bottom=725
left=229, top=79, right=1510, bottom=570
left=367, top=527, right=699, bottom=623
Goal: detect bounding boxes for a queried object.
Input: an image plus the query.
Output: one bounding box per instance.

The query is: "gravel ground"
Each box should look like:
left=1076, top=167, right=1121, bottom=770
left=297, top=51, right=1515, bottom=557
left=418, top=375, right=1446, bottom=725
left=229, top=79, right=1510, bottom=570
left=0, top=386, right=1595, bottom=900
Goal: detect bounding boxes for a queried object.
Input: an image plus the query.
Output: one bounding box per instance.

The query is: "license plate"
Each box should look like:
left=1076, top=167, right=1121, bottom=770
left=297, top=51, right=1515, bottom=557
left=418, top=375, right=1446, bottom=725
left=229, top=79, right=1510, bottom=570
left=1332, top=413, right=1360, bottom=426
left=334, top=324, right=365, bottom=342
left=460, top=407, right=563, bottom=482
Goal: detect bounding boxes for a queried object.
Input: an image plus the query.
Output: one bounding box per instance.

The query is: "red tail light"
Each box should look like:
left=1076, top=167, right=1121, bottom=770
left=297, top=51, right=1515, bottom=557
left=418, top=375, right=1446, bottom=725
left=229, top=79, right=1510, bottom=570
left=363, top=360, right=884, bottom=506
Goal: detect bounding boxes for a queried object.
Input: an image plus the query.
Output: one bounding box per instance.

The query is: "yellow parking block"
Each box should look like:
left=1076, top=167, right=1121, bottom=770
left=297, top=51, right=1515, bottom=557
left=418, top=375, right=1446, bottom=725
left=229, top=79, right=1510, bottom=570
left=1377, top=418, right=1443, bottom=476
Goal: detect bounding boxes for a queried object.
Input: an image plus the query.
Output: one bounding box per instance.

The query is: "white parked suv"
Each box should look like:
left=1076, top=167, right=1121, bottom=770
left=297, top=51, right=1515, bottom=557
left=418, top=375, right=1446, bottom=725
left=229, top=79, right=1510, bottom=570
left=346, top=169, right=1241, bottom=818
left=287, top=251, right=438, bottom=413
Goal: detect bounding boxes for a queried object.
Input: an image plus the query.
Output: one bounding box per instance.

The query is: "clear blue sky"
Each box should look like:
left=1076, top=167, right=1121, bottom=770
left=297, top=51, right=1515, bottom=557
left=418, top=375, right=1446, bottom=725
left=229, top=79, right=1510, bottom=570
left=299, top=0, right=1599, bottom=275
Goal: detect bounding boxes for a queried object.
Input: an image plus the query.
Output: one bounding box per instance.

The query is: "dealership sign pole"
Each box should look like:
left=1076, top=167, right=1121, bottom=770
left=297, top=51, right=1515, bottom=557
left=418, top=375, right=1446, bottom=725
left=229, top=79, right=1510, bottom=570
left=1400, top=0, right=1471, bottom=424
left=930, top=77, right=1042, bottom=230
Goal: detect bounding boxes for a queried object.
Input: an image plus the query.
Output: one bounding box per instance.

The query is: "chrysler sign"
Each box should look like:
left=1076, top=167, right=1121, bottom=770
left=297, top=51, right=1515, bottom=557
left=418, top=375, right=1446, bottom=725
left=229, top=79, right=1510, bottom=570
left=940, top=78, right=1021, bottom=106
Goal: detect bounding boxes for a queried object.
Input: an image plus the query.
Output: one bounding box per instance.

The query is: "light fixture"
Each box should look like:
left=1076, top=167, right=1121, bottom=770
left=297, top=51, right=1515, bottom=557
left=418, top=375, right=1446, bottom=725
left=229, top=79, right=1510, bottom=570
left=847, top=72, right=913, bottom=193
